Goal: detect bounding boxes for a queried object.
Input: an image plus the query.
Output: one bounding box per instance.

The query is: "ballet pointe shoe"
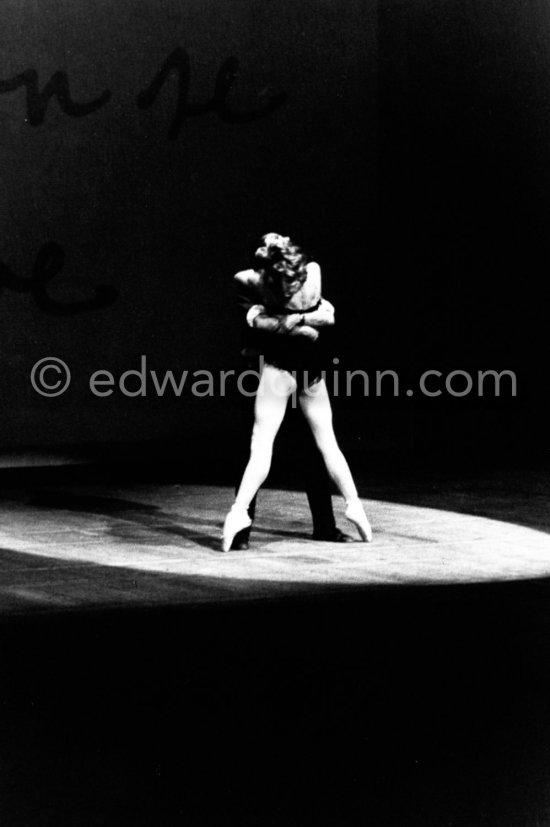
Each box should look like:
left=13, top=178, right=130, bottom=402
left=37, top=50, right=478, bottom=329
left=345, top=499, right=372, bottom=542
left=222, top=505, right=252, bottom=552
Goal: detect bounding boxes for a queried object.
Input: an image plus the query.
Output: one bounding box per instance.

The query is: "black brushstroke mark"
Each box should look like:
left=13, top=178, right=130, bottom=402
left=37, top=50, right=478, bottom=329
left=0, top=243, right=118, bottom=315
left=137, top=47, right=287, bottom=139
left=0, top=69, right=111, bottom=125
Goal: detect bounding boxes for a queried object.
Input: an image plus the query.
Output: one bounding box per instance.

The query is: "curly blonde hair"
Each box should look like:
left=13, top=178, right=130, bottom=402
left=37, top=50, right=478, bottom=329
left=253, top=233, right=308, bottom=287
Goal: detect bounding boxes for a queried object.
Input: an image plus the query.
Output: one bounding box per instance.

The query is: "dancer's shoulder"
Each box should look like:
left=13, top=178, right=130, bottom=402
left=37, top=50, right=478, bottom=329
left=305, top=261, right=321, bottom=287
left=234, top=269, right=261, bottom=288
left=300, top=261, right=321, bottom=303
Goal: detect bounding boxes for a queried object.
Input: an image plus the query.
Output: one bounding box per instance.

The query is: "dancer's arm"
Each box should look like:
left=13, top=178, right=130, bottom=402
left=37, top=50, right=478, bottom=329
left=233, top=268, right=326, bottom=337
left=234, top=272, right=317, bottom=337
left=297, top=298, right=335, bottom=328
left=246, top=305, right=319, bottom=339
left=234, top=271, right=259, bottom=315
left=246, top=302, right=333, bottom=330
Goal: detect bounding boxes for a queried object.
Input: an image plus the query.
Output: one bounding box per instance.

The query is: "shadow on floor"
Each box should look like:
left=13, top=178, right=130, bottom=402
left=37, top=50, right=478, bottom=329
left=5, top=449, right=550, bottom=537
left=27, top=490, right=311, bottom=550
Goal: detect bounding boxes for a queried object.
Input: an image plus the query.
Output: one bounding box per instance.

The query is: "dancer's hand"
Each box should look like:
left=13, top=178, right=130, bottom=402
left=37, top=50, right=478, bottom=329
left=278, top=313, right=302, bottom=332
left=291, top=324, right=319, bottom=341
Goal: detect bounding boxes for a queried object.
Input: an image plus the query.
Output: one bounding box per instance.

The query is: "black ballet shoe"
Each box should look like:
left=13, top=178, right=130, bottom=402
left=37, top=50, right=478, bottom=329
left=312, top=528, right=354, bottom=543
left=230, top=530, right=250, bottom=551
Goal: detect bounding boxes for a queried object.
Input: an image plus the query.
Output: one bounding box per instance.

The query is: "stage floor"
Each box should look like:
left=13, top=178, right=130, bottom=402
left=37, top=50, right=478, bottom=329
left=1, top=466, right=550, bottom=826
left=0, top=470, right=549, bottom=614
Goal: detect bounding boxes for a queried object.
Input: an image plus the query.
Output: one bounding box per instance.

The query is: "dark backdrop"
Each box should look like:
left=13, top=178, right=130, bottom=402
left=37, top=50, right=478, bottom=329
left=0, top=0, right=547, bottom=463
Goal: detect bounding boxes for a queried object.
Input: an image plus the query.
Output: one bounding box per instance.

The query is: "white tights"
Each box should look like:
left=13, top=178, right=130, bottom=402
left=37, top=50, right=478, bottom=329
left=234, top=364, right=359, bottom=511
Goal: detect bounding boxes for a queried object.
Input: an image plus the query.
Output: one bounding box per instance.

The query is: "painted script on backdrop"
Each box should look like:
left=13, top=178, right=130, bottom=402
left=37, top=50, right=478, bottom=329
left=0, top=47, right=286, bottom=314
left=0, top=46, right=287, bottom=138
left=0, top=243, right=118, bottom=316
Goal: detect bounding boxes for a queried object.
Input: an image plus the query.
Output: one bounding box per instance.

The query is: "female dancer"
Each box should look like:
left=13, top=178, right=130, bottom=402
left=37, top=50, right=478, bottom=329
left=222, top=233, right=372, bottom=551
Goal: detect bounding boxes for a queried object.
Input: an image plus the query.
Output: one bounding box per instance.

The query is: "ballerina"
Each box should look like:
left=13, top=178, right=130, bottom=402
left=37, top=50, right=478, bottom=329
left=222, top=233, right=372, bottom=551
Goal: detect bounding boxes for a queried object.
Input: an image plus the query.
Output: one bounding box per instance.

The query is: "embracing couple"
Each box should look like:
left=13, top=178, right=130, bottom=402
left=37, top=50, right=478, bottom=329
left=222, top=233, right=372, bottom=552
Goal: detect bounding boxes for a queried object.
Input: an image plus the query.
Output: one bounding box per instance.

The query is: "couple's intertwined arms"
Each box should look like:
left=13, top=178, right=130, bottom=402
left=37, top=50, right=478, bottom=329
left=234, top=264, right=334, bottom=340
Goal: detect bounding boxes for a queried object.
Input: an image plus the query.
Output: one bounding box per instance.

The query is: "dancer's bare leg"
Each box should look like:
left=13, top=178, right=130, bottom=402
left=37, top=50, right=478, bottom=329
left=299, top=379, right=372, bottom=541
left=234, top=365, right=295, bottom=507
left=298, top=379, right=357, bottom=499
left=222, top=365, right=295, bottom=550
